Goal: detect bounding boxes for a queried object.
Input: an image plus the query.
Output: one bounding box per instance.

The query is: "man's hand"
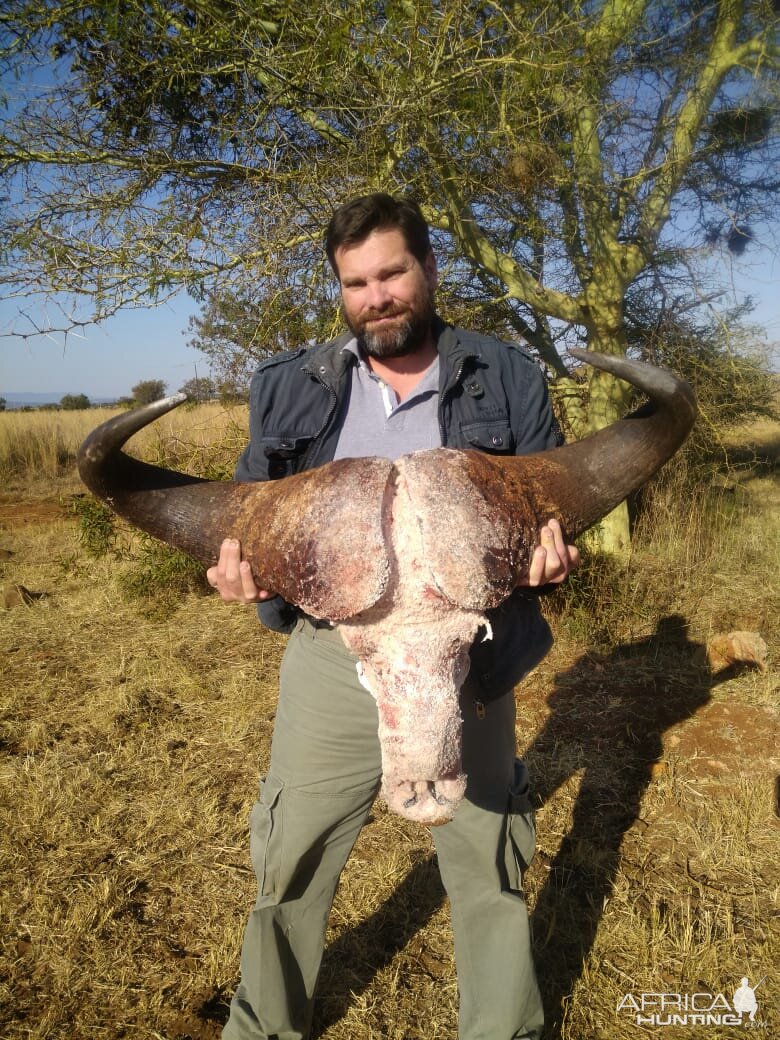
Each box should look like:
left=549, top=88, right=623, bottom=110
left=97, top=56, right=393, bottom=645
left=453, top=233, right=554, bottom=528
left=206, top=538, right=273, bottom=603
left=523, top=518, right=580, bottom=587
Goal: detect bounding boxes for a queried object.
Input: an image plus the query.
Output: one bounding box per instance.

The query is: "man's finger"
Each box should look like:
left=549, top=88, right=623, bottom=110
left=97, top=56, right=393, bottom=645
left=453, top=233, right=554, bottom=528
left=240, top=559, right=261, bottom=599
left=219, top=538, right=242, bottom=585
left=567, top=544, right=582, bottom=571
left=539, top=524, right=563, bottom=574
left=527, top=545, right=547, bottom=587
left=546, top=517, right=567, bottom=560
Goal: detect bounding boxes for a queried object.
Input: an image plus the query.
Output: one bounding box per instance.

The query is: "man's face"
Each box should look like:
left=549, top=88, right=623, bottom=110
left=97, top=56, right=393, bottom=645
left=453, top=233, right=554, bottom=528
left=335, top=228, right=437, bottom=359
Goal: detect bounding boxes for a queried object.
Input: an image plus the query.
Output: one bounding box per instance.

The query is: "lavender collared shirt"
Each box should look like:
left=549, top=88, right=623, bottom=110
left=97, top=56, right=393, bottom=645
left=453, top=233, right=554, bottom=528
left=333, top=338, right=441, bottom=462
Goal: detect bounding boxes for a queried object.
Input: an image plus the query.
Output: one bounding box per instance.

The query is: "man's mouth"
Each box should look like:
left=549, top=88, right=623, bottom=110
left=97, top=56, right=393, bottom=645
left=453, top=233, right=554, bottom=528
left=364, top=310, right=407, bottom=327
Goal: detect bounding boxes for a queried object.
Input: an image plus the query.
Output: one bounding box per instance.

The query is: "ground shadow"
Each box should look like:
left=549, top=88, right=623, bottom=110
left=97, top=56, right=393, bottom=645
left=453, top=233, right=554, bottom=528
left=526, top=613, right=741, bottom=1038
left=186, top=857, right=445, bottom=1039
left=311, top=855, right=445, bottom=1036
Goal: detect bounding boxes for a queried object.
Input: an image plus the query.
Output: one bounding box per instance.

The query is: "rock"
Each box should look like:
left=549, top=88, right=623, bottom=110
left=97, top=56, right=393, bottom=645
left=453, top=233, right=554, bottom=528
left=707, top=631, right=768, bottom=674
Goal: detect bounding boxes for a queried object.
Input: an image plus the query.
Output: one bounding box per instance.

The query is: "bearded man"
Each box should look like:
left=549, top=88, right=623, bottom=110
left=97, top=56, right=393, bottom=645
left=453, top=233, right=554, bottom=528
left=209, top=193, right=579, bottom=1040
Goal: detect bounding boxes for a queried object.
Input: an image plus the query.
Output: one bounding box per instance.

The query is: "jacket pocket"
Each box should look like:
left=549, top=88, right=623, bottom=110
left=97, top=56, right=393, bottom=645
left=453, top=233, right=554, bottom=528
left=503, top=759, right=536, bottom=891
left=459, top=419, right=515, bottom=454
left=256, top=596, right=300, bottom=634
left=249, top=773, right=285, bottom=902
left=260, top=435, right=313, bottom=478
left=470, top=600, right=554, bottom=702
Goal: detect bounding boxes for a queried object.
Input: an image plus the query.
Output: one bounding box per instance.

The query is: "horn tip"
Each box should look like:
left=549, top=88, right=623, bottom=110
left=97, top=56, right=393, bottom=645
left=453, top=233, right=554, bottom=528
left=138, top=391, right=189, bottom=417
left=164, top=392, right=189, bottom=407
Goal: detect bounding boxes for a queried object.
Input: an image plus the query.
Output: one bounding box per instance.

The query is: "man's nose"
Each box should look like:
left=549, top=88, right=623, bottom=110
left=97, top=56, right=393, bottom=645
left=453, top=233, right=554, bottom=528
left=364, top=280, right=393, bottom=309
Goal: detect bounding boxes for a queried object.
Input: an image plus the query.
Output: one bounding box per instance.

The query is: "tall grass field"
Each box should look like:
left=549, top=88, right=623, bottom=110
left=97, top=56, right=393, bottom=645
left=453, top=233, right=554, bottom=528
left=0, top=403, right=249, bottom=487
left=0, top=400, right=777, bottom=1039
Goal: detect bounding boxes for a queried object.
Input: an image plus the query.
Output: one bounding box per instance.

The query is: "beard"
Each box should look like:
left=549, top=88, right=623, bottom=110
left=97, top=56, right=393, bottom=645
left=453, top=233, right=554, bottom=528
left=348, top=298, right=435, bottom=360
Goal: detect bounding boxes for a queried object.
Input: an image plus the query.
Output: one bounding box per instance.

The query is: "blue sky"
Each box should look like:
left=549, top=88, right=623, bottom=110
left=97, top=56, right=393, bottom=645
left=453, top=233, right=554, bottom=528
left=0, top=53, right=210, bottom=401
left=1, top=291, right=205, bottom=400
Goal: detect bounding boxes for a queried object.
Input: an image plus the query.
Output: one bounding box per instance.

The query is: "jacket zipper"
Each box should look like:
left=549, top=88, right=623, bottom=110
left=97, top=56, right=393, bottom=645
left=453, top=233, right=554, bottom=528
left=299, top=363, right=339, bottom=471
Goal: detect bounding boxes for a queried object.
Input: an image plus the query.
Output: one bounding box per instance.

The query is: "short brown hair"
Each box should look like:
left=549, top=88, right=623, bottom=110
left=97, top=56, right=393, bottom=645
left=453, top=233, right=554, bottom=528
left=325, top=193, right=431, bottom=274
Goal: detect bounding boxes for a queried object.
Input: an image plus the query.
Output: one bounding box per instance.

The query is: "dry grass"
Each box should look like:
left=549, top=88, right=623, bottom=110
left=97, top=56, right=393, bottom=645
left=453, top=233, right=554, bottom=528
left=0, top=403, right=249, bottom=487
left=0, top=405, right=778, bottom=1039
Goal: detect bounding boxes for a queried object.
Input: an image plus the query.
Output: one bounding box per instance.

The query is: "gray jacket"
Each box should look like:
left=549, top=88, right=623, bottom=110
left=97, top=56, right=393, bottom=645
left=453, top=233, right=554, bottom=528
left=236, top=318, right=562, bottom=700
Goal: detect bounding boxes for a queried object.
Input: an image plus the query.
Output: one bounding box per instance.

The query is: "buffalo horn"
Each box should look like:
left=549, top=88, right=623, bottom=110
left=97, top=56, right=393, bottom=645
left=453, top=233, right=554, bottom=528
left=77, top=394, right=392, bottom=620
left=395, top=348, right=697, bottom=610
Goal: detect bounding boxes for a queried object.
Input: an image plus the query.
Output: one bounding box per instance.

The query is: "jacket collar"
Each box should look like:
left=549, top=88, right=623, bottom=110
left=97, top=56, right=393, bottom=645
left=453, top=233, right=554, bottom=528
left=432, top=316, right=479, bottom=372
left=301, top=331, right=355, bottom=385
left=303, top=317, right=478, bottom=387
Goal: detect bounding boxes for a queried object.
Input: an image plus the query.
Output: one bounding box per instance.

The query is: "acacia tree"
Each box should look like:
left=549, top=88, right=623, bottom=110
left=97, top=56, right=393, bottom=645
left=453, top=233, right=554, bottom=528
left=1, top=0, right=777, bottom=550
left=131, top=379, right=167, bottom=404
left=60, top=392, right=91, bottom=409
left=178, top=375, right=216, bottom=402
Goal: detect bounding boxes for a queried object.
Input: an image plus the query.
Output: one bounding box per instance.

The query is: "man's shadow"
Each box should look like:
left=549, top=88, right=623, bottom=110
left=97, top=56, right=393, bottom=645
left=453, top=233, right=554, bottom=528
left=525, top=613, right=742, bottom=1037
left=312, top=854, right=445, bottom=1035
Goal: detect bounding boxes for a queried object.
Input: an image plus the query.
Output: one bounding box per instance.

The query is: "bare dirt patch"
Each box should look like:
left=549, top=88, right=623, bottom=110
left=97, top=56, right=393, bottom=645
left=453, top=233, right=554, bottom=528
left=0, top=494, right=70, bottom=529
left=668, top=700, right=780, bottom=780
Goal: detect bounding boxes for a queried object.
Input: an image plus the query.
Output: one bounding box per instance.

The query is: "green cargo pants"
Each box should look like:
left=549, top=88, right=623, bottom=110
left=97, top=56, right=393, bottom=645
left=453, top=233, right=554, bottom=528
left=223, top=619, right=543, bottom=1040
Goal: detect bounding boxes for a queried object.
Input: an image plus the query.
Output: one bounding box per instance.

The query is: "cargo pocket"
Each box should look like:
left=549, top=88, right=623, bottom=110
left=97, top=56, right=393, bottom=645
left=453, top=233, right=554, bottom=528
left=249, top=773, right=285, bottom=903
left=502, top=759, right=536, bottom=892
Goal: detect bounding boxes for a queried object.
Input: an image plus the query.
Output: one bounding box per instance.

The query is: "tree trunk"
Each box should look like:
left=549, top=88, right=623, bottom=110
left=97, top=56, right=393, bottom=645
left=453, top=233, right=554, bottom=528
left=556, top=307, right=634, bottom=556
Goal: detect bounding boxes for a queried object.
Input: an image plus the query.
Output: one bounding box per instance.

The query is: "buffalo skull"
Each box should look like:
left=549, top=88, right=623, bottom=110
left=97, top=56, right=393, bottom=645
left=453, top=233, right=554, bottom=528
left=78, top=350, right=696, bottom=824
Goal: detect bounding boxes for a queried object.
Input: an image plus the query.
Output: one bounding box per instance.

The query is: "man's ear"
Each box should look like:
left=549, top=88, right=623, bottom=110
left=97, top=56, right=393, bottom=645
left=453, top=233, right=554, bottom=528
left=424, top=250, right=438, bottom=291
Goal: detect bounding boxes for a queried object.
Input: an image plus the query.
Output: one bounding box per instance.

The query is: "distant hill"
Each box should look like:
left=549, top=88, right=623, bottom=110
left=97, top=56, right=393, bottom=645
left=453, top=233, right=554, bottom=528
left=1, top=392, right=119, bottom=410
